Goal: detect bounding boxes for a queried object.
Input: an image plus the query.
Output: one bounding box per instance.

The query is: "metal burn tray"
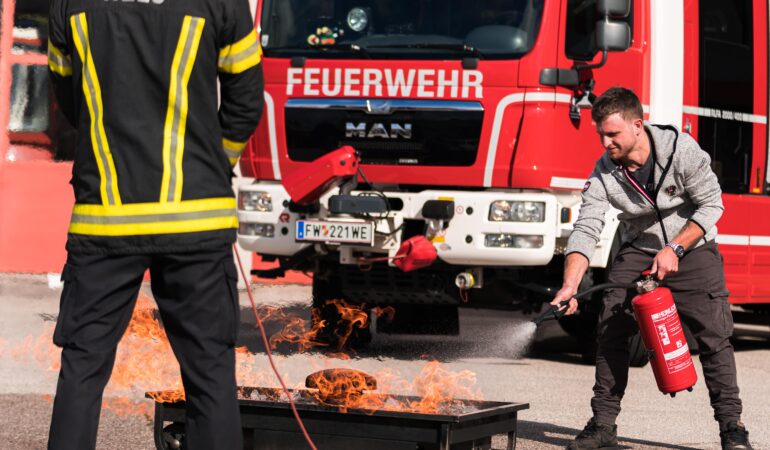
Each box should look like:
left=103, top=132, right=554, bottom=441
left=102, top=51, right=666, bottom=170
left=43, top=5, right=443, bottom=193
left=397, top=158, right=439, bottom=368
left=147, top=387, right=529, bottom=450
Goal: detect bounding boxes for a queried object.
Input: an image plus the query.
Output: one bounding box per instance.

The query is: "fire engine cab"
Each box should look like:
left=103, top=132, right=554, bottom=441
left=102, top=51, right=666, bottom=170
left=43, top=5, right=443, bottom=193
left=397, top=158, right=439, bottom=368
left=236, top=0, right=770, bottom=357
left=0, top=0, right=75, bottom=272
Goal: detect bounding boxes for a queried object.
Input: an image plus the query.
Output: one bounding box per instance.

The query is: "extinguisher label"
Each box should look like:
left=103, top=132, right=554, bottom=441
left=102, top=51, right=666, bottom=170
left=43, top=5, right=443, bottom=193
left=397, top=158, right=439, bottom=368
left=650, top=305, right=693, bottom=374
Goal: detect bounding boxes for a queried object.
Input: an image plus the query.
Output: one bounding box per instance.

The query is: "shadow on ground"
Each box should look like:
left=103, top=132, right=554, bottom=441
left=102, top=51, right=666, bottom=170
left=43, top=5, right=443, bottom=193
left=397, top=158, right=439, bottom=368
left=516, top=420, right=704, bottom=449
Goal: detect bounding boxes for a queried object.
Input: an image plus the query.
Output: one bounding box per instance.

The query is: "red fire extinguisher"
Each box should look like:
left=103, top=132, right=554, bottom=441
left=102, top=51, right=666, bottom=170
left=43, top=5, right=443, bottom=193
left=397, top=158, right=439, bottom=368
left=631, top=271, right=697, bottom=396
left=533, top=271, right=697, bottom=396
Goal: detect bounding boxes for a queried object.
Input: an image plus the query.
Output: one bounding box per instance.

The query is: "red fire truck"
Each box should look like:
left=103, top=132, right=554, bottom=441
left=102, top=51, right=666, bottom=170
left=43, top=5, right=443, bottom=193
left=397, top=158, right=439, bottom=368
left=236, top=0, right=770, bottom=357
left=0, top=0, right=75, bottom=272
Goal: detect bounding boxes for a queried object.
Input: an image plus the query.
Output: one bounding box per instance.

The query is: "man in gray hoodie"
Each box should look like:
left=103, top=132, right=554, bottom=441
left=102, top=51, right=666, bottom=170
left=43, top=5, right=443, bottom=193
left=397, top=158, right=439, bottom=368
left=552, top=87, right=752, bottom=450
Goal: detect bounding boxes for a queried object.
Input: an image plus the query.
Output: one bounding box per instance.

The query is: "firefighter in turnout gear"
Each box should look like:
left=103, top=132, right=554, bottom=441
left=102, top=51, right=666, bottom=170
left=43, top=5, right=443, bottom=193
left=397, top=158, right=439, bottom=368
left=46, top=0, right=263, bottom=448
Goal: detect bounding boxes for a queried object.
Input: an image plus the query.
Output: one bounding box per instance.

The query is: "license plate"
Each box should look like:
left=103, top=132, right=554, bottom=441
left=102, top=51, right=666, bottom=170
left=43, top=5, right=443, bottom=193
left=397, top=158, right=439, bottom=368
left=296, top=220, right=373, bottom=245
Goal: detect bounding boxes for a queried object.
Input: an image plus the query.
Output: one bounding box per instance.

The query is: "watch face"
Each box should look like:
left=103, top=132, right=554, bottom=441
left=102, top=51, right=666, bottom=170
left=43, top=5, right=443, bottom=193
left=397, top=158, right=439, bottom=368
left=668, top=243, right=684, bottom=257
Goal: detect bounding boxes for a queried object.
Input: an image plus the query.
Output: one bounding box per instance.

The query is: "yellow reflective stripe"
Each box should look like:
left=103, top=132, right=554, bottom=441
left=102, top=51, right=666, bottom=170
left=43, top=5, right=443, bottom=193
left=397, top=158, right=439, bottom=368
left=223, top=137, right=246, bottom=166
left=223, top=137, right=247, bottom=151
left=72, top=197, right=235, bottom=216
left=68, top=198, right=237, bottom=236
left=160, top=16, right=206, bottom=203
left=69, top=217, right=238, bottom=236
left=218, top=29, right=262, bottom=74
left=47, top=40, right=72, bottom=76
left=71, top=13, right=121, bottom=206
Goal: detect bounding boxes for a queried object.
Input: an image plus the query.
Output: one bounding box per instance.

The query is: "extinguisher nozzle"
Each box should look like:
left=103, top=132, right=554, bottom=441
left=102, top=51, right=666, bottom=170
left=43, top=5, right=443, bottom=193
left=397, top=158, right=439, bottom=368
left=532, top=300, right=570, bottom=326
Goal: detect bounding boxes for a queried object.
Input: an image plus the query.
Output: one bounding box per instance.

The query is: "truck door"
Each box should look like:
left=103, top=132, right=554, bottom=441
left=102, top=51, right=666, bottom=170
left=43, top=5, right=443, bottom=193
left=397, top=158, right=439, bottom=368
left=683, top=0, right=769, bottom=304
left=0, top=0, right=75, bottom=271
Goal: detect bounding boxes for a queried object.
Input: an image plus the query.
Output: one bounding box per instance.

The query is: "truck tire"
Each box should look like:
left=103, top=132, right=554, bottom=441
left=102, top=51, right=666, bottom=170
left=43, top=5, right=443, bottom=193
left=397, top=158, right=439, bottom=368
left=558, top=268, right=603, bottom=365
left=311, top=274, right=372, bottom=351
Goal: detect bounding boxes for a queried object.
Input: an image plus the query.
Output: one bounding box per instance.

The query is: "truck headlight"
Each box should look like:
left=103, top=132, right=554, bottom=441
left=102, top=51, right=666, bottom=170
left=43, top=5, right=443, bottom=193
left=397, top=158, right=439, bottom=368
left=347, top=7, right=369, bottom=32
left=239, top=191, right=272, bottom=212
left=484, top=234, right=543, bottom=248
left=239, top=223, right=275, bottom=237
left=488, top=201, right=545, bottom=222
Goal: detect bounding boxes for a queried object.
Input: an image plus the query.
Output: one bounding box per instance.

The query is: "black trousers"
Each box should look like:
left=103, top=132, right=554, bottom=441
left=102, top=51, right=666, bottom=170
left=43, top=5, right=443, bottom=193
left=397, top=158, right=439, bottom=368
left=47, top=247, right=243, bottom=450
left=591, top=241, right=743, bottom=429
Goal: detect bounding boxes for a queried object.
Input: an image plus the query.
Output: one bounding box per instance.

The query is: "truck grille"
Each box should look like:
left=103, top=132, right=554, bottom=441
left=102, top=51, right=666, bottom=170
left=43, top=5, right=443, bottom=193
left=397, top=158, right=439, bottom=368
left=285, top=99, right=483, bottom=166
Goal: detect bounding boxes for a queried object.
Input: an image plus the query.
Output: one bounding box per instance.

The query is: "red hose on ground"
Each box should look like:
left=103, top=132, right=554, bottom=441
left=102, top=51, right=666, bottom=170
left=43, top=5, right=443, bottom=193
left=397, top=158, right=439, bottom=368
left=233, top=246, right=318, bottom=450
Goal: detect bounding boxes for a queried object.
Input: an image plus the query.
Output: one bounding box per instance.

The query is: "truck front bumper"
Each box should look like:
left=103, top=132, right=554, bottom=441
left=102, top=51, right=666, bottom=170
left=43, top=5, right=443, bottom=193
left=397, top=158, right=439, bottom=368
left=237, top=182, right=560, bottom=267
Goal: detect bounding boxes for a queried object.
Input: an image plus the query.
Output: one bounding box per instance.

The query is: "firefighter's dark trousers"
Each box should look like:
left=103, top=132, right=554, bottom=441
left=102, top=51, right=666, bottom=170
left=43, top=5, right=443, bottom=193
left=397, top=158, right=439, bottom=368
left=47, top=247, right=242, bottom=450
left=591, top=241, right=743, bottom=429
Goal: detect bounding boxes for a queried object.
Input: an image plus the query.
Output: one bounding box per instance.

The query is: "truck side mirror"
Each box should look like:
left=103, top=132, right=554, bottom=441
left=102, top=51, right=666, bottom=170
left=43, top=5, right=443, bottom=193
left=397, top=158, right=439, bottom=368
left=597, top=0, right=631, bottom=18
left=596, top=20, right=631, bottom=52
left=593, top=0, right=632, bottom=53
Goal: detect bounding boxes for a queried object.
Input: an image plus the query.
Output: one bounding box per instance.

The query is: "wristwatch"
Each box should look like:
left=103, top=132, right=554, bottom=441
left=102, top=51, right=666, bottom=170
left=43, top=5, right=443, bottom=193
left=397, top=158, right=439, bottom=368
left=666, top=242, right=685, bottom=258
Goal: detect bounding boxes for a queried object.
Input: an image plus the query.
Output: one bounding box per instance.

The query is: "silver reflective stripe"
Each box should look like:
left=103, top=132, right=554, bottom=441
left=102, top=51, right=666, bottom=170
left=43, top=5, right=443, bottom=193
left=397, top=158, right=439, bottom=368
left=224, top=148, right=242, bottom=160
left=682, top=105, right=767, bottom=125
left=285, top=99, right=485, bottom=113
left=167, top=17, right=204, bottom=202
left=71, top=208, right=235, bottom=225
left=218, top=40, right=260, bottom=69
left=73, top=15, right=117, bottom=206
left=47, top=42, right=72, bottom=75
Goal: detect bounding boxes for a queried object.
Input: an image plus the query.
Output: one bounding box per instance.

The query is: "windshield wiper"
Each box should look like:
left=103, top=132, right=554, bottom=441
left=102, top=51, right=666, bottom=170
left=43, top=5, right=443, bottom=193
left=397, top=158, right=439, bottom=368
left=366, top=43, right=482, bottom=59
left=267, top=43, right=371, bottom=58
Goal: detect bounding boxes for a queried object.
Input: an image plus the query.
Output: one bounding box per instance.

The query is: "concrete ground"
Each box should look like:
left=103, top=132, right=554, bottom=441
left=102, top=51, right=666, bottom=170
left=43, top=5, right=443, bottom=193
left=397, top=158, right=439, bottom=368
left=1, top=273, right=769, bottom=449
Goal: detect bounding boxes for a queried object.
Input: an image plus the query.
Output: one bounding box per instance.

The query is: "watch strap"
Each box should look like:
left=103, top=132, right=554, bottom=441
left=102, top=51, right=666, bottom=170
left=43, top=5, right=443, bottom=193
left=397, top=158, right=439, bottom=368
left=666, top=242, right=684, bottom=258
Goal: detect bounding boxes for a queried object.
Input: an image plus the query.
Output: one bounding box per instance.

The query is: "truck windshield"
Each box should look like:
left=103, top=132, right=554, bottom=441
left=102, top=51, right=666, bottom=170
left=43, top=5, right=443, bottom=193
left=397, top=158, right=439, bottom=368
left=260, top=0, right=544, bottom=59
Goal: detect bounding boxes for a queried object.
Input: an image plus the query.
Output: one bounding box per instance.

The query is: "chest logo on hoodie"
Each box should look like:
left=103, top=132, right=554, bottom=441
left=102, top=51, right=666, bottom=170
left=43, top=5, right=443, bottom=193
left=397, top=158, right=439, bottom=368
left=665, top=185, right=677, bottom=196
left=582, top=181, right=591, bottom=193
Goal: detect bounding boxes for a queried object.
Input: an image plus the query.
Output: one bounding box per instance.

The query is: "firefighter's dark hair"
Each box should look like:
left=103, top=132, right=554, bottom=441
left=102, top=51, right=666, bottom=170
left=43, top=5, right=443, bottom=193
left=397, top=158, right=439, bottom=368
left=591, top=87, right=644, bottom=123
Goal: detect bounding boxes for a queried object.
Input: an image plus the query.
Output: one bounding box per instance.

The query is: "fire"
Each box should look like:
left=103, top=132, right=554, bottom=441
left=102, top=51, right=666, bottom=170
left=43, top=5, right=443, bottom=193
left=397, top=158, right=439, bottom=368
left=5, top=289, right=481, bottom=417
left=109, top=294, right=183, bottom=403
left=302, top=362, right=482, bottom=414
left=267, top=299, right=395, bottom=353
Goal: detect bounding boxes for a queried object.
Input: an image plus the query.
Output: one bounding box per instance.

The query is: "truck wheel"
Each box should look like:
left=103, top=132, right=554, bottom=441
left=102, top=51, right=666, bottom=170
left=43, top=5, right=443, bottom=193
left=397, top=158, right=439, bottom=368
left=558, top=268, right=603, bottom=364
left=160, top=423, right=184, bottom=450
left=628, top=332, right=649, bottom=367
left=576, top=331, right=649, bottom=367
left=311, top=275, right=372, bottom=351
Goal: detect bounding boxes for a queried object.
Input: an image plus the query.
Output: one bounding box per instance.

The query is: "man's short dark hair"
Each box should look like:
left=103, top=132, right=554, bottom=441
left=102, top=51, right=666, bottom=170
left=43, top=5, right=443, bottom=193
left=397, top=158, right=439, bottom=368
left=591, top=87, right=644, bottom=123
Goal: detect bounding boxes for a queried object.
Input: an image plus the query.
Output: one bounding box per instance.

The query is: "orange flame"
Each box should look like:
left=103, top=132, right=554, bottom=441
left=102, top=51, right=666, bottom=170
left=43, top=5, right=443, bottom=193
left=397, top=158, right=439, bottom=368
left=5, top=290, right=481, bottom=417
left=300, top=362, right=482, bottom=414
left=266, top=299, right=395, bottom=353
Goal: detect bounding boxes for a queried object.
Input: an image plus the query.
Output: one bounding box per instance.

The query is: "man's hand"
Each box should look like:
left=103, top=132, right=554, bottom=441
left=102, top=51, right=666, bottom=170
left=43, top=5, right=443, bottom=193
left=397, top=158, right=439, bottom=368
left=550, top=285, right=579, bottom=315
left=651, top=246, right=678, bottom=280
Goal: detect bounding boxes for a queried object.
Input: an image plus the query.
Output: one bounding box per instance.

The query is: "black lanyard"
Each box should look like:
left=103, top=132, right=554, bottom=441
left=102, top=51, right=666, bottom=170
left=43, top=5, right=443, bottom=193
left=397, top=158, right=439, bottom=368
left=620, top=125, right=679, bottom=244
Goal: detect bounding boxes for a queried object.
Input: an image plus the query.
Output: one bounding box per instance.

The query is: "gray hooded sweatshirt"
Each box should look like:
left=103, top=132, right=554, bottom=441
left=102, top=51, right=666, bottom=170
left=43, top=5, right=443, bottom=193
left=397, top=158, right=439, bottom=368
left=565, top=124, right=724, bottom=260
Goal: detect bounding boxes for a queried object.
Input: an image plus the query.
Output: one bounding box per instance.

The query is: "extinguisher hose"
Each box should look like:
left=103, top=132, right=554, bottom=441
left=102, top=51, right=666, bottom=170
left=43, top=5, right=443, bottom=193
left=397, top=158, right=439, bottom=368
left=232, top=246, right=318, bottom=450
left=532, top=282, right=637, bottom=326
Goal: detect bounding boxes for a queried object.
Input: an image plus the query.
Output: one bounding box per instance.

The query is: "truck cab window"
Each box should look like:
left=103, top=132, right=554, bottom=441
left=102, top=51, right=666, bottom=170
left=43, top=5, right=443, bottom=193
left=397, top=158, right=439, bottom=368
left=260, top=0, right=545, bottom=60
left=7, top=14, right=76, bottom=161
left=698, top=0, right=753, bottom=194
left=9, top=64, right=48, bottom=134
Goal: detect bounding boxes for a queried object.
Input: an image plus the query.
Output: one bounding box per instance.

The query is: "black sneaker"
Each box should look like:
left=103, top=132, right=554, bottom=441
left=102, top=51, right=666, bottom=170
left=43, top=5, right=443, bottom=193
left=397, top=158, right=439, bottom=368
left=721, top=421, right=753, bottom=450
left=567, top=418, right=618, bottom=449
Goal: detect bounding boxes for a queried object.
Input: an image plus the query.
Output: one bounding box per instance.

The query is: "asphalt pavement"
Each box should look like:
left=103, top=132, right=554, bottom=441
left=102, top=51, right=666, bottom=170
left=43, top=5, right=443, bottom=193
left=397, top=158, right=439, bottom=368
left=1, top=273, right=769, bottom=450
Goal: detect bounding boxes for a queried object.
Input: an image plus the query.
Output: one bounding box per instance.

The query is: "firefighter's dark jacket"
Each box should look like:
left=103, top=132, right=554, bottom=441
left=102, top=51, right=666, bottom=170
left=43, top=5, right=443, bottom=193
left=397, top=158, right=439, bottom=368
left=48, top=0, right=264, bottom=254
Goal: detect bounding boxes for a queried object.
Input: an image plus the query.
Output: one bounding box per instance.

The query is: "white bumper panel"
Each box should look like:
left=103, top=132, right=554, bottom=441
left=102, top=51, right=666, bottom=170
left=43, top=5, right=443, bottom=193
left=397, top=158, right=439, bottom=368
left=553, top=191, right=621, bottom=269
left=238, top=182, right=561, bottom=266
